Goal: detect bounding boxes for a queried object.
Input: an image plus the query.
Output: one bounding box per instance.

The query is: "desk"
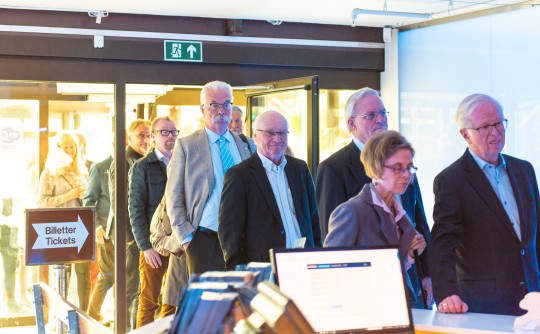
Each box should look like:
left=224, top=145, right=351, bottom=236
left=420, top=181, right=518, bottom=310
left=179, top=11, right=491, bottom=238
left=413, top=309, right=540, bottom=334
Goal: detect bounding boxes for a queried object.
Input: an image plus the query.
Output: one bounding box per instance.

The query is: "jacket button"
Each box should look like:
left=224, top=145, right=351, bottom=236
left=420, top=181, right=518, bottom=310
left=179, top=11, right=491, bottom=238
left=281, top=230, right=285, bottom=235
left=522, top=249, right=526, bottom=256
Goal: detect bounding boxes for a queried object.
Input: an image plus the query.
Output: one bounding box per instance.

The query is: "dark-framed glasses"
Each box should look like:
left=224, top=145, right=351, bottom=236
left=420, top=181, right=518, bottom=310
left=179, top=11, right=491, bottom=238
left=154, top=129, right=180, bottom=137
left=467, top=119, right=508, bottom=136
left=256, top=129, right=289, bottom=139
left=384, top=165, right=418, bottom=175
left=206, top=102, right=233, bottom=111
left=132, top=133, right=150, bottom=140
left=355, top=110, right=389, bottom=121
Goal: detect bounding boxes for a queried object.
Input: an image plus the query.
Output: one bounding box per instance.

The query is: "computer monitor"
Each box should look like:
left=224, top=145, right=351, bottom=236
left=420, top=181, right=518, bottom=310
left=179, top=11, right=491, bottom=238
left=271, top=246, right=414, bottom=333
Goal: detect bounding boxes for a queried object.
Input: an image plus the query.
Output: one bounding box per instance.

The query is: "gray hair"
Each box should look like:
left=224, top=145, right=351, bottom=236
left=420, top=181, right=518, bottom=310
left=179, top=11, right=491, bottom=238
left=345, top=87, right=381, bottom=118
left=456, top=94, right=503, bottom=129
left=200, top=80, right=233, bottom=104
left=232, top=105, right=245, bottom=117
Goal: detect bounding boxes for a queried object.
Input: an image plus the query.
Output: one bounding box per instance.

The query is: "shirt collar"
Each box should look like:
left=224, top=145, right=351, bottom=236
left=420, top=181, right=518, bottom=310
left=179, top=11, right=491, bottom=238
left=352, top=137, right=365, bottom=151
left=154, top=147, right=167, bottom=162
left=370, top=184, right=406, bottom=222
left=468, top=148, right=506, bottom=169
left=205, top=127, right=234, bottom=144
left=257, top=151, right=287, bottom=172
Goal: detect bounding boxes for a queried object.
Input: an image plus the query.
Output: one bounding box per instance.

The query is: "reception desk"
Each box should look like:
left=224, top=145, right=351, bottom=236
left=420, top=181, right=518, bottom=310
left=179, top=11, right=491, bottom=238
left=413, top=309, right=540, bottom=334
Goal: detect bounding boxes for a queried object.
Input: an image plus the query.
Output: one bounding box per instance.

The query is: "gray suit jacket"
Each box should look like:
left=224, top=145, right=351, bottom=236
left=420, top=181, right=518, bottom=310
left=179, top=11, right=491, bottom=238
left=165, top=128, right=253, bottom=244
left=324, top=183, right=417, bottom=261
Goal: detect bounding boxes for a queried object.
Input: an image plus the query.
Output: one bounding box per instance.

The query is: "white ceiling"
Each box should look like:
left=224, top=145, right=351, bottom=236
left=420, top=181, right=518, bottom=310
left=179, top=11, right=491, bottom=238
left=0, top=0, right=530, bottom=28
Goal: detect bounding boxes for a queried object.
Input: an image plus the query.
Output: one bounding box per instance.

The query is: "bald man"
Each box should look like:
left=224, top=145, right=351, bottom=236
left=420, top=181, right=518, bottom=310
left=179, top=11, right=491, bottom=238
left=218, top=110, right=322, bottom=270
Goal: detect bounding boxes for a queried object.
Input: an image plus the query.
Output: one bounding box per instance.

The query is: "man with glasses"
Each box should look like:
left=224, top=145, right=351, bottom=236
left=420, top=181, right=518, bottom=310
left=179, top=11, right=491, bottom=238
left=106, top=118, right=151, bottom=331
left=218, top=110, right=321, bottom=270
left=429, top=93, right=540, bottom=315
left=316, top=87, right=432, bottom=308
left=128, top=116, right=179, bottom=327
left=165, top=80, right=253, bottom=277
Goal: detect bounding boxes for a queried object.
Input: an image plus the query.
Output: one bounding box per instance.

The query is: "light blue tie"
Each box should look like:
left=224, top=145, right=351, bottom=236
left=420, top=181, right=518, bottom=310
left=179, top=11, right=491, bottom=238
left=218, top=136, right=234, bottom=173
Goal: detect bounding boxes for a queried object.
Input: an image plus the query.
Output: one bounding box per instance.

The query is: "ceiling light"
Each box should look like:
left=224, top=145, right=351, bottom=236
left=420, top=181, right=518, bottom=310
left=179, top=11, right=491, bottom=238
left=351, top=8, right=432, bottom=26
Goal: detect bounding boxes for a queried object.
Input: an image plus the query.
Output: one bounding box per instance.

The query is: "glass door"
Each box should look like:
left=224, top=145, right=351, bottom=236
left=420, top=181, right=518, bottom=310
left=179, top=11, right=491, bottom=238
left=245, top=76, right=319, bottom=175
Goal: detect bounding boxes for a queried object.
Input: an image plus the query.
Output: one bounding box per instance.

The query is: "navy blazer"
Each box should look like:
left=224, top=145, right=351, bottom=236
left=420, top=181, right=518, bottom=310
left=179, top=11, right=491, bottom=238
left=429, top=150, right=540, bottom=315
left=218, top=154, right=322, bottom=270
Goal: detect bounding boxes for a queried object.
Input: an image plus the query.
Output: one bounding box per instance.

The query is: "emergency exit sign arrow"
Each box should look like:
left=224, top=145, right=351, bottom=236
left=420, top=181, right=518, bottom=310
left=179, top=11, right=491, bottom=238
left=32, top=216, right=89, bottom=253
left=187, top=44, right=197, bottom=58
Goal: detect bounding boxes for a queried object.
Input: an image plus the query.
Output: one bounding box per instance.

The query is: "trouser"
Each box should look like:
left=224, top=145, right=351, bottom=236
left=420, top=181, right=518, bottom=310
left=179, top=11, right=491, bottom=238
left=87, top=239, right=114, bottom=319
left=136, top=252, right=169, bottom=327
left=185, top=227, right=225, bottom=276
left=126, top=242, right=140, bottom=331
left=0, top=225, right=18, bottom=302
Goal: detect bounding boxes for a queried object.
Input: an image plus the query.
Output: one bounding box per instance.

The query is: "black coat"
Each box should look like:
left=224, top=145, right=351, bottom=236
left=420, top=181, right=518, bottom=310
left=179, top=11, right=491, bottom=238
left=218, top=154, right=322, bottom=270
left=429, top=150, right=540, bottom=315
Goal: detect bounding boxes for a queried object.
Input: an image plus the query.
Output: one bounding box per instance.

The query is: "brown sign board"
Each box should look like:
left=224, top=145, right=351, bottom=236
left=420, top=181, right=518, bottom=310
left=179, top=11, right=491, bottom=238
left=25, top=207, right=95, bottom=266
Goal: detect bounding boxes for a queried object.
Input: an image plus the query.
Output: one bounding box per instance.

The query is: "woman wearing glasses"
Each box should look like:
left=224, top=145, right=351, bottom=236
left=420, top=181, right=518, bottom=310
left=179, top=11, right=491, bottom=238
left=324, top=130, right=426, bottom=303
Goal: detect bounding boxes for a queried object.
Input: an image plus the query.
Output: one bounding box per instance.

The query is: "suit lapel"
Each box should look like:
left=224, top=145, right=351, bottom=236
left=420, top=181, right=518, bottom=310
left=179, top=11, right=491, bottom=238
left=231, top=130, right=252, bottom=160
left=285, top=159, right=304, bottom=232
left=195, top=130, right=215, bottom=193
left=462, top=151, right=519, bottom=240
left=360, top=188, right=400, bottom=245
left=346, top=142, right=368, bottom=186
left=250, top=155, right=283, bottom=226
left=506, top=158, right=527, bottom=240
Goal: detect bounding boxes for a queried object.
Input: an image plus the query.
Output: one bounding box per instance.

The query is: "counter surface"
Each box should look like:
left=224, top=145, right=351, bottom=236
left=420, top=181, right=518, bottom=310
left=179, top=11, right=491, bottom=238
left=413, top=309, right=540, bottom=334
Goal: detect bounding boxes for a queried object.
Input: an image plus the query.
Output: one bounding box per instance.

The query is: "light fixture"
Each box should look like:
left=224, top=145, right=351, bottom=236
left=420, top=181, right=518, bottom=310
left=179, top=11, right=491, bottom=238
left=351, top=8, right=432, bottom=26
left=88, top=10, right=108, bottom=24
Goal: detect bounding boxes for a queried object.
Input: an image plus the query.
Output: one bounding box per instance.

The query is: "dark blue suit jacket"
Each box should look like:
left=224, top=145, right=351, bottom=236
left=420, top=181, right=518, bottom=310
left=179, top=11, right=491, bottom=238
left=430, top=149, right=540, bottom=315
left=218, top=154, right=322, bottom=270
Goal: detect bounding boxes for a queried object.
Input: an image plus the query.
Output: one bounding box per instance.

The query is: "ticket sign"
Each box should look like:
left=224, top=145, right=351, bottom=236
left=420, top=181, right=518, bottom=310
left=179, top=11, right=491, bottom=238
left=26, top=207, right=95, bottom=266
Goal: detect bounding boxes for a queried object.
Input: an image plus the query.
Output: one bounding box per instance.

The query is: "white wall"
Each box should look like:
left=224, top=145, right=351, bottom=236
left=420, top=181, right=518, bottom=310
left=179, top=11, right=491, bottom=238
left=398, top=5, right=540, bottom=226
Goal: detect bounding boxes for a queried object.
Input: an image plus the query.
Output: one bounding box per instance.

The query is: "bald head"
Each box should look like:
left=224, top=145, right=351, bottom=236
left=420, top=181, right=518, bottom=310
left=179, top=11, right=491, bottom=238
left=253, top=110, right=289, bottom=165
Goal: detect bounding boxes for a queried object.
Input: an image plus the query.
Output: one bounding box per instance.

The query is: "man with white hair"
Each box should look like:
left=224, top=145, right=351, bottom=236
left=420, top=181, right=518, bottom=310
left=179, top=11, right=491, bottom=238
left=165, top=80, right=253, bottom=276
left=218, top=110, right=321, bottom=270
left=430, top=93, right=540, bottom=315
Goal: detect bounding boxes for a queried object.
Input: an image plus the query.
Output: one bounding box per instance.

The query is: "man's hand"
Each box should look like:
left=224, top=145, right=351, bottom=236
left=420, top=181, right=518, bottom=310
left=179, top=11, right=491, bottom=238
left=143, top=248, right=163, bottom=269
left=95, top=227, right=106, bottom=244
left=438, top=295, right=468, bottom=314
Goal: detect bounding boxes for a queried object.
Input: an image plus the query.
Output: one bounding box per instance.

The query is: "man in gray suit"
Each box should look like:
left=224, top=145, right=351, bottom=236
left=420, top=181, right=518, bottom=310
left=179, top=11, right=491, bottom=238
left=165, top=80, right=253, bottom=276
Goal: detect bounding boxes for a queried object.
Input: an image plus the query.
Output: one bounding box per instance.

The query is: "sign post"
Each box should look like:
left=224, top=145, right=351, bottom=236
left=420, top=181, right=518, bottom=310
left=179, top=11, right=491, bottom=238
left=26, top=207, right=95, bottom=265
left=26, top=207, right=95, bottom=334
left=164, top=40, right=203, bottom=62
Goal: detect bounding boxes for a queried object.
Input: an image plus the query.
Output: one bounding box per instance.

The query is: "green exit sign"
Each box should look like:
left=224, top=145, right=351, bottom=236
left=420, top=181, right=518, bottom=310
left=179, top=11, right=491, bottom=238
left=164, top=40, right=203, bottom=62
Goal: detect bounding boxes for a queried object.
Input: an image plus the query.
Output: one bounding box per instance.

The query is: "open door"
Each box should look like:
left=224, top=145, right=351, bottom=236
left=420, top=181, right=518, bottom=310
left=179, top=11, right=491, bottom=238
left=245, top=76, right=319, bottom=176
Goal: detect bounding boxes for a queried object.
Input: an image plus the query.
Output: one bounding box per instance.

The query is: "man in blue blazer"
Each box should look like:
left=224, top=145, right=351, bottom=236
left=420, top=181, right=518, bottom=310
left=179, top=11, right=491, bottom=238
left=218, top=110, right=322, bottom=270
left=429, top=93, right=540, bottom=315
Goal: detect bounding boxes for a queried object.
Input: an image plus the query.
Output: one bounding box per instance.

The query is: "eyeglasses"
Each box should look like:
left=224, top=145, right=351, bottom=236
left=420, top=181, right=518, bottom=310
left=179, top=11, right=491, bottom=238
left=384, top=165, right=418, bottom=175
left=131, top=133, right=150, bottom=140
left=355, top=110, right=389, bottom=121
left=154, top=129, right=180, bottom=137
left=466, top=119, right=508, bottom=136
left=256, top=129, right=289, bottom=139
left=206, top=102, right=233, bottom=111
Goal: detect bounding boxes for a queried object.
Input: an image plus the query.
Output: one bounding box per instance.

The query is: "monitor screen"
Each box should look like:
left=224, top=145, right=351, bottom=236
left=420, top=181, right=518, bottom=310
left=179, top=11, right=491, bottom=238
left=271, top=246, right=414, bottom=333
